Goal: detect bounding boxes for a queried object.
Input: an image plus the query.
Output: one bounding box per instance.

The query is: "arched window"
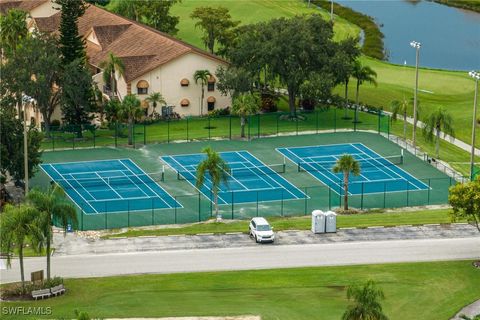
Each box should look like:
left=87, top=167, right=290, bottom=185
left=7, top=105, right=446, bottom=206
left=137, top=80, right=149, bottom=95
left=180, top=78, right=190, bottom=87
left=180, top=99, right=190, bottom=107
left=207, top=96, right=216, bottom=111
left=207, top=75, right=216, bottom=92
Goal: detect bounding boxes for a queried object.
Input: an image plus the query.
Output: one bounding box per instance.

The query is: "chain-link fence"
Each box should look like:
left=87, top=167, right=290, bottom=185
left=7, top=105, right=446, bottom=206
left=41, top=108, right=390, bottom=150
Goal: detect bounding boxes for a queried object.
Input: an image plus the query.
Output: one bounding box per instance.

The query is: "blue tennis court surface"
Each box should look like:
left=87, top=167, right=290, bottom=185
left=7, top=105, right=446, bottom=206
left=40, top=159, right=180, bottom=214
left=277, top=143, right=429, bottom=195
left=161, top=151, right=306, bottom=204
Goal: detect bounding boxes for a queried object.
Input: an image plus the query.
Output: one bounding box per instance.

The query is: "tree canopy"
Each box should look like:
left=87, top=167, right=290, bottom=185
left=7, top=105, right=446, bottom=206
left=54, top=0, right=87, bottom=64
left=449, top=177, right=480, bottom=232
left=228, top=15, right=359, bottom=116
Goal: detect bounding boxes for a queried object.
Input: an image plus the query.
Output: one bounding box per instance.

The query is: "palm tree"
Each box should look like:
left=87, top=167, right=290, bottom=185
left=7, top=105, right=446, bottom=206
left=332, top=154, right=361, bottom=211
left=390, top=96, right=409, bottom=141
left=145, top=92, right=166, bottom=117
left=423, top=107, right=455, bottom=159
left=231, top=93, right=259, bottom=138
left=118, top=94, right=143, bottom=145
left=0, top=204, right=41, bottom=293
left=99, top=52, right=125, bottom=99
left=352, top=61, right=377, bottom=123
left=342, top=280, right=389, bottom=320
left=196, top=147, right=229, bottom=221
left=194, top=70, right=212, bottom=116
left=26, top=186, right=78, bottom=280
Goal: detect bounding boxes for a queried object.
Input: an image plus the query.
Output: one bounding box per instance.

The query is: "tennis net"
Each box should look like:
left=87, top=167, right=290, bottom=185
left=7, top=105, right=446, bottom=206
left=298, top=155, right=403, bottom=172
left=55, top=172, right=164, bottom=190
left=176, top=163, right=286, bottom=180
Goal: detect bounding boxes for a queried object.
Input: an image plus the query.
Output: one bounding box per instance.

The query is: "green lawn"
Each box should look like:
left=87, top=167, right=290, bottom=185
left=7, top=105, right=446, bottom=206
left=2, top=261, right=478, bottom=319
left=105, top=208, right=460, bottom=238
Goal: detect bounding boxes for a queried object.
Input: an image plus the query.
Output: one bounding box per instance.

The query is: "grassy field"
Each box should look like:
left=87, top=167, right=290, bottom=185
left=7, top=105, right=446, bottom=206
left=105, top=208, right=459, bottom=238
left=2, top=261, right=478, bottom=320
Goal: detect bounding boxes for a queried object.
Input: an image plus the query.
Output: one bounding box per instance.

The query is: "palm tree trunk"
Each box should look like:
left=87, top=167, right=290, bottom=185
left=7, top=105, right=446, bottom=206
left=201, top=86, right=205, bottom=116
left=240, top=116, right=246, bottom=138
left=46, top=234, right=51, bottom=280
left=214, top=192, right=221, bottom=221
left=19, top=244, right=25, bottom=293
left=128, top=117, right=133, bottom=145
left=111, top=74, right=115, bottom=99
left=403, top=112, right=407, bottom=141
left=354, top=81, right=360, bottom=123
left=343, top=173, right=349, bottom=211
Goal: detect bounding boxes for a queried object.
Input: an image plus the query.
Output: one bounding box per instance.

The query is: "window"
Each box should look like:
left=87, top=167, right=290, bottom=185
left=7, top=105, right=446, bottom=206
left=136, top=80, right=149, bottom=95
left=207, top=82, right=215, bottom=92
left=208, top=101, right=215, bottom=111
left=137, top=87, right=148, bottom=95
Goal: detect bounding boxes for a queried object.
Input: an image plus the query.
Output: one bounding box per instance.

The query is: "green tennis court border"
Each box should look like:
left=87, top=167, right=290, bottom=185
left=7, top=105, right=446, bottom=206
left=35, top=131, right=455, bottom=230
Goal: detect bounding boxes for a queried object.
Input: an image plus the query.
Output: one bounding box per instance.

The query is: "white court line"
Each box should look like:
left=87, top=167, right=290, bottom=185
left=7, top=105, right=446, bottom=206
left=162, top=156, right=229, bottom=205
left=94, top=172, right=126, bottom=199
left=47, top=165, right=98, bottom=213
left=234, top=152, right=277, bottom=189
left=238, top=151, right=306, bottom=199
left=63, top=173, right=100, bottom=200
left=120, top=159, right=175, bottom=209
left=350, top=144, right=424, bottom=191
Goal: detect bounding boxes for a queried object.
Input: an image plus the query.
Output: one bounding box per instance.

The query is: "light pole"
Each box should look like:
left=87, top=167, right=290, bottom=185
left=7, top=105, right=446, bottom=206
left=331, top=0, right=334, bottom=22
left=410, top=40, right=421, bottom=149
left=469, top=71, right=480, bottom=180
left=22, top=94, right=34, bottom=195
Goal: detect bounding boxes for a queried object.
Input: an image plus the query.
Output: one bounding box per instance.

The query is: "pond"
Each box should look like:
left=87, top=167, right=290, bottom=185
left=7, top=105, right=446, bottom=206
left=336, top=0, right=480, bottom=70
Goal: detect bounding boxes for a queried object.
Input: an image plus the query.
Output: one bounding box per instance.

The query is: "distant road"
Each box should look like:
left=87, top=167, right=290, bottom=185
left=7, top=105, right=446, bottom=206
left=1, top=237, right=479, bottom=283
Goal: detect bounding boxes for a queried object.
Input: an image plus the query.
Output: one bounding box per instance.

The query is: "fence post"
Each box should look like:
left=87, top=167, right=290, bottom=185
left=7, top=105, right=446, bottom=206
left=334, top=108, right=337, bottom=132
left=231, top=191, right=234, bottom=220
left=276, top=114, right=279, bottom=136
left=328, top=187, right=331, bottom=210
left=133, top=122, right=136, bottom=149
left=144, top=122, right=146, bottom=145
left=248, top=115, right=251, bottom=140
left=198, top=193, right=201, bottom=222
left=208, top=116, right=211, bottom=140
left=167, top=120, right=170, bottom=143
left=115, top=121, right=118, bottom=147
left=296, top=117, right=299, bottom=135
left=256, top=191, right=259, bottom=217
left=257, top=113, right=260, bottom=138
left=81, top=209, right=84, bottom=231
left=52, top=131, right=55, bottom=151
left=383, top=182, right=387, bottom=208
left=406, top=181, right=410, bottom=206
left=151, top=198, right=154, bottom=225
left=229, top=115, right=232, bottom=140
left=72, top=128, right=75, bottom=150
left=304, top=187, right=308, bottom=215
left=361, top=183, right=364, bottom=210
left=316, top=111, right=319, bottom=134
left=281, top=189, right=284, bottom=216
left=93, top=126, right=96, bottom=148
left=174, top=198, right=177, bottom=224
left=128, top=201, right=130, bottom=227
left=427, top=179, right=431, bottom=204
left=377, top=110, right=381, bottom=133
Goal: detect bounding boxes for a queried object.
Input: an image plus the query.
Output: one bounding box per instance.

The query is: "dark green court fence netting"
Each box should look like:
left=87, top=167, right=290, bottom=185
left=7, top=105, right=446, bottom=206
left=41, top=108, right=390, bottom=151
left=473, top=165, right=480, bottom=180
left=65, top=177, right=455, bottom=231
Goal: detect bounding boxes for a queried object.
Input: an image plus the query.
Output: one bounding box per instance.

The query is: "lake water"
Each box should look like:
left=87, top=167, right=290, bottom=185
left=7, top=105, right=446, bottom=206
left=336, top=0, right=480, bottom=70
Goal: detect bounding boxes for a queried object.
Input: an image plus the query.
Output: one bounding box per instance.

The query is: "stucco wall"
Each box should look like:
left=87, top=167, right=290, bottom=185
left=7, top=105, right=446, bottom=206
left=29, top=1, right=60, bottom=18
left=121, top=52, right=231, bottom=117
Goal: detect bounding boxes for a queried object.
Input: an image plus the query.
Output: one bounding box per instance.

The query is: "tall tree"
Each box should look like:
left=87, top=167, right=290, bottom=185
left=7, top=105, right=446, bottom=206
left=54, top=0, right=87, bottom=65
left=332, top=154, right=361, bottom=211
left=216, top=66, right=253, bottom=99
left=352, top=61, right=377, bottom=122
left=27, top=187, right=78, bottom=280
left=99, top=52, right=125, bottom=99
left=145, top=92, right=166, bottom=117
left=196, top=147, right=229, bottom=221
left=422, top=108, right=455, bottom=159
left=1, top=33, right=63, bottom=136
left=0, top=8, right=27, bottom=58
left=0, top=204, right=41, bottom=293
left=113, top=0, right=180, bottom=35
left=449, top=177, right=480, bottom=232
left=229, top=15, right=346, bottom=116
left=342, top=280, right=389, bottom=320
left=0, top=107, right=43, bottom=185
left=193, top=70, right=212, bottom=116
left=231, top=93, right=259, bottom=138
left=61, top=59, right=95, bottom=137
left=118, top=94, right=143, bottom=145
left=190, top=6, right=240, bottom=54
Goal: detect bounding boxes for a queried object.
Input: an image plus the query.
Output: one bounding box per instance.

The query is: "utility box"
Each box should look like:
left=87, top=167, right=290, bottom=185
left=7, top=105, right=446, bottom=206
left=311, top=210, right=326, bottom=234
left=325, top=211, right=337, bottom=233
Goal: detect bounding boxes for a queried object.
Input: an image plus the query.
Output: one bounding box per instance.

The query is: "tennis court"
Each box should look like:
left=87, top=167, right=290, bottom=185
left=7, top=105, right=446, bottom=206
left=277, top=143, right=430, bottom=195
left=40, top=159, right=180, bottom=214
left=161, top=150, right=306, bottom=204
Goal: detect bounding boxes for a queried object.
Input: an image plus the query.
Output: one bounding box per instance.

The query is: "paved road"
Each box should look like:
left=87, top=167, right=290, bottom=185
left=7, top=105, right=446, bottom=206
left=2, top=237, right=479, bottom=283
